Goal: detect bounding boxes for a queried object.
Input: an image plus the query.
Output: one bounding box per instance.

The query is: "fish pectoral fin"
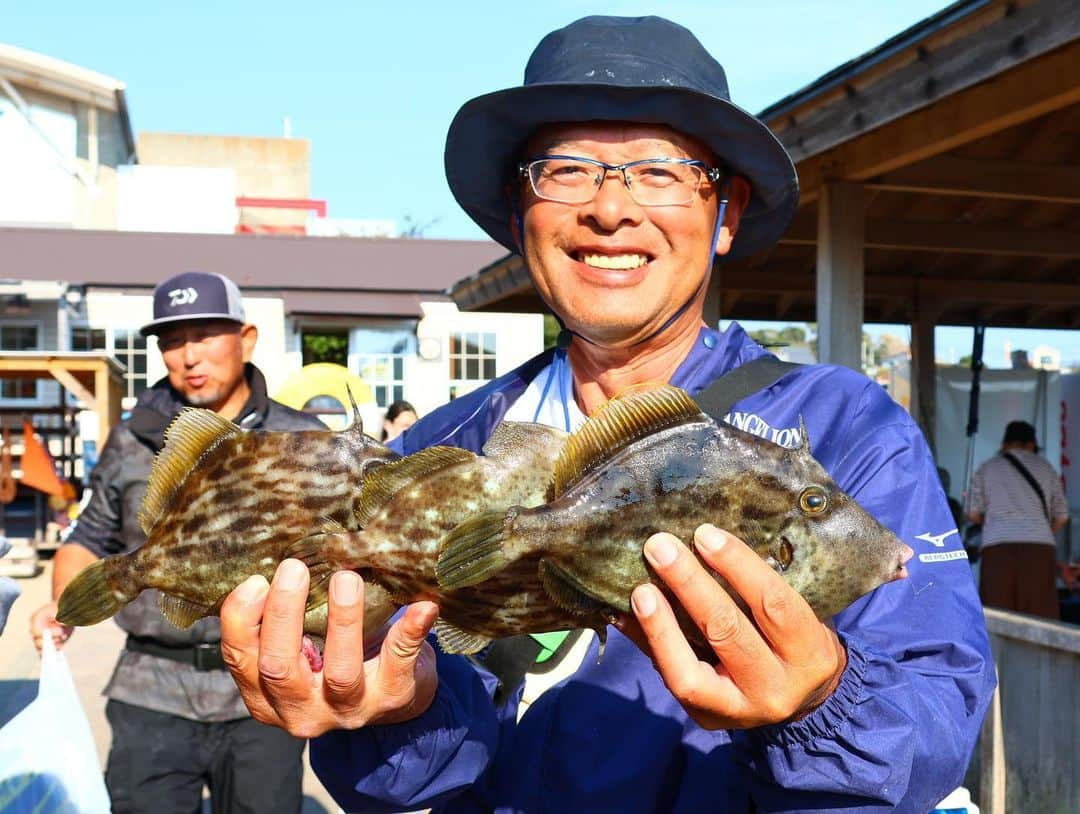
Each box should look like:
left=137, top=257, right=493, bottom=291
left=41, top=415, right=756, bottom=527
left=434, top=620, right=492, bottom=655
left=158, top=593, right=211, bottom=629
left=435, top=509, right=515, bottom=589
left=305, top=565, right=333, bottom=611
left=537, top=558, right=609, bottom=615
left=139, top=408, right=241, bottom=535
left=283, top=533, right=332, bottom=570
left=355, top=446, right=475, bottom=526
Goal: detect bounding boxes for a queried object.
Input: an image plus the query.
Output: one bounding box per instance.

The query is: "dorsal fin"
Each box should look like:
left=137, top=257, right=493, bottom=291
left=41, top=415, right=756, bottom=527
left=344, top=384, right=363, bottom=433
left=552, top=385, right=703, bottom=498
left=354, top=446, right=475, bottom=526
left=138, top=408, right=240, bottom=535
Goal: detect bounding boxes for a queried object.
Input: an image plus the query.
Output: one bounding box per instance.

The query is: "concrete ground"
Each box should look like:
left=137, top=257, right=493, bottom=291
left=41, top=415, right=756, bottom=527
left=1, top=558, right=340, bottom=814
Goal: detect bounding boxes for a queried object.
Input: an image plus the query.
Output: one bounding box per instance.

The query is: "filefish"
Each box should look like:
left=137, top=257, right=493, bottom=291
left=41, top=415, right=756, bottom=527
left=280, top=419, right=577, bottom=655
left=436, top=385, right=913, bottom=639
left=56, top=402, right=399, bottom=639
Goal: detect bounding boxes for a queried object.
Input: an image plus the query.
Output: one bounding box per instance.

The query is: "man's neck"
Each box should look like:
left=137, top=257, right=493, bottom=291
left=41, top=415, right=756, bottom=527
left=214, top=380, right=252, bottom=421
left=567, top=315, right=706, bottom=415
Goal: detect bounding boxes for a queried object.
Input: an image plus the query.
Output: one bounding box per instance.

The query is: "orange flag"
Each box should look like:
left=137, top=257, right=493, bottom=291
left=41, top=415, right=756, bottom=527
left=19, top=419, right=75, bottom=500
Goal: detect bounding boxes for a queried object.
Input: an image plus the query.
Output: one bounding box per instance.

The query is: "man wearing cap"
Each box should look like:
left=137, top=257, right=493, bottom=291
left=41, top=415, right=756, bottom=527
left=967, top=420, right=1068, bottom=619
left=30, top=271, right=324, bottom=813
left=220, top=16, right=995, bottom=813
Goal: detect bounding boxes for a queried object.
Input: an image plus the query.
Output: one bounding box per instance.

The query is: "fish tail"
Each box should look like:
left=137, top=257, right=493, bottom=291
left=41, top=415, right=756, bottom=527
left=435, top=509, right=516, bottom=589
left=56, top=559, right=131, bottom=626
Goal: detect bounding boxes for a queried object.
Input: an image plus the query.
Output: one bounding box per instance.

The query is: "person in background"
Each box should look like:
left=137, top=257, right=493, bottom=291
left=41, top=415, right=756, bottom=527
left=28, top=271, right=324, bottom=814
left=381, top=399, right=418, bottom=442
left=218, top=16, right=995, bottom=812
left=967, top=420, right=1068, bottom=619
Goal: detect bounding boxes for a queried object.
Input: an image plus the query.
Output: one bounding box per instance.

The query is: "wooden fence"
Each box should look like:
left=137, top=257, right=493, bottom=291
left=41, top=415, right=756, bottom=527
left=969, top=608, right=1080, bottom=813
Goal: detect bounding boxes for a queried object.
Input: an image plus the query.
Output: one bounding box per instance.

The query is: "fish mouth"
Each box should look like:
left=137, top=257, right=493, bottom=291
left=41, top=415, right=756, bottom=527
left=892, top=542, right=915, bottom=581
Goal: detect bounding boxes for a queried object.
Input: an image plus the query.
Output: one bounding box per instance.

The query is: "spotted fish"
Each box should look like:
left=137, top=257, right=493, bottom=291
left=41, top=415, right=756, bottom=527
left=436, top=385, right=913, bottom=645
left=281, top=418, right=576, bottom=654
left=57, top=400, right=399, bottom=639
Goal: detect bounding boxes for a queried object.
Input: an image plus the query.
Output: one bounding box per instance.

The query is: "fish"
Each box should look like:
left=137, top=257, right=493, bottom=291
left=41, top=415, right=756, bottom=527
left=56, top=399, right=400, bottom=640
left=435, top=385, right=913, bottom=641
left=280, top=418, right=577, bottom=655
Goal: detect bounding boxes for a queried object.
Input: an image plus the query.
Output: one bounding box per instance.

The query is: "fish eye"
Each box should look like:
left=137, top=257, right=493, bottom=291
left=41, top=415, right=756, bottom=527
left=799, top=487, right=827, bottom=514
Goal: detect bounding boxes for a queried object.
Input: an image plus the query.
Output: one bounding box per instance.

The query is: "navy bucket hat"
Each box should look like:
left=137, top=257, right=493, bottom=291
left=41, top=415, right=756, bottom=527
left=445, top=15, right=799, bottom=260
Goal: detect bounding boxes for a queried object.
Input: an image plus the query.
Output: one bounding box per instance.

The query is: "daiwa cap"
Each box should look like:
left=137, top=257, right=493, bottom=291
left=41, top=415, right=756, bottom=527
left=141, top=271, right=246, bottom=337
left=444, top=15, right=799, bottom=259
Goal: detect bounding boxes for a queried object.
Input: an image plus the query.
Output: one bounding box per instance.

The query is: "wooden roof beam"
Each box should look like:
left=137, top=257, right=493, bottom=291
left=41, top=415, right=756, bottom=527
left=796, top=38, right=1080, bottom=206
left=867, top=155, right=1080, bottom=204
left=780, top=216, right=1080, bottom=258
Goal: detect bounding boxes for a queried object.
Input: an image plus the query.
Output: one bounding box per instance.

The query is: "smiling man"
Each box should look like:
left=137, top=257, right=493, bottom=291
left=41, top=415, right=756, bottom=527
left=219, top=16, right=995, bottom=813
left=30, top=271, right=325, bottom=814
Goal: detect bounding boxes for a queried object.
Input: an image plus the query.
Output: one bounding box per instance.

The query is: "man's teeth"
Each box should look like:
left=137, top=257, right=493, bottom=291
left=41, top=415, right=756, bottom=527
left=580, top=253, right=649, bottom=270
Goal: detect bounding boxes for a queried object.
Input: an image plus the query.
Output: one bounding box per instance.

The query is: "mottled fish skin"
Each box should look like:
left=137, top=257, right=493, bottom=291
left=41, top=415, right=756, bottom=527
left=436, top=386, right=913, bottom=640
left=58, top=415, right=399, bottom=632
left=295, top=420, right=593, bottom=648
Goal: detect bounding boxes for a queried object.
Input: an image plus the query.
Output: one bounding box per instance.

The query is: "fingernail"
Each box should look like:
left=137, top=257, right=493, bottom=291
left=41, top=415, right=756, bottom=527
left=277, top=560, right=305, bottom=591
left=696, top=525, right=727, bottom=554
left=332, top=571, right=361, bottom=606
left=631, top=584, right=657, bottom=618
left=235, top=575, right=268, bottom=603
left=644, top=535, right=678, bottom=567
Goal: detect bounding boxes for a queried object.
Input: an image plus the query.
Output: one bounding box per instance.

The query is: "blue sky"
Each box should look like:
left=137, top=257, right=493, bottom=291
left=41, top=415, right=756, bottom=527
left=6, top=1, right=1078, bottom=366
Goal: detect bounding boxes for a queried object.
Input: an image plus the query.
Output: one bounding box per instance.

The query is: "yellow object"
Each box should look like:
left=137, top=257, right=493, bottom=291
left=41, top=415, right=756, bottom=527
left=273, top=363, right=375, bottom=416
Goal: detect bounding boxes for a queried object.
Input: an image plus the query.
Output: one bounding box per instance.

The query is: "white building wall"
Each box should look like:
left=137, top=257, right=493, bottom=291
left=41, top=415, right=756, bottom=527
left=0, top=92, right=78, bottom=227
left=116, top=165, right=238, bottom=233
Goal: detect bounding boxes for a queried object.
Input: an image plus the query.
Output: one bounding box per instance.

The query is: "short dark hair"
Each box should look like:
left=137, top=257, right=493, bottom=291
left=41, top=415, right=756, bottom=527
left=1002, top=420, right=1037, bottom=447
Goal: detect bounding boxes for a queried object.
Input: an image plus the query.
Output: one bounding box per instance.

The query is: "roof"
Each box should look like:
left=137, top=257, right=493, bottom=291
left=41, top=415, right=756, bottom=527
left=0, top=43, right=126, bottom=111
left=2, top=227, right=506, bottom=318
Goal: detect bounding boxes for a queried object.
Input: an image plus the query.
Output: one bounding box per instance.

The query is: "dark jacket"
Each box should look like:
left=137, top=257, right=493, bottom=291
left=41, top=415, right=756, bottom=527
left=68, top=364, right=324, bottom=720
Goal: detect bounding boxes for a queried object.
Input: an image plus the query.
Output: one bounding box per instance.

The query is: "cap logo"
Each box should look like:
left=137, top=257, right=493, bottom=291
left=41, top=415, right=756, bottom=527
left=168, top=287, right=199, bottom=307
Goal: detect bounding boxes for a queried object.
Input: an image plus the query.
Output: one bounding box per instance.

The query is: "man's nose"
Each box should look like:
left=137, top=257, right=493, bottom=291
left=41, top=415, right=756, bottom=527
left=586, top=170, right=643, bottom=230
left=182, top=340, right=202, bottom=366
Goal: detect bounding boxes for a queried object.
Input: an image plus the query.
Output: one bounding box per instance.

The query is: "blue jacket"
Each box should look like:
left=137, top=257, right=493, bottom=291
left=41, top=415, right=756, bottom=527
left=312, top=323, right=995, bottom=813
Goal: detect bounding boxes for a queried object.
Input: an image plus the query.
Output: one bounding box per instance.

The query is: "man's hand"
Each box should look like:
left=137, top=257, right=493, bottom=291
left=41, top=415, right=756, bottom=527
left=220, top=559, right=439, bottom=739
left=29, top=600, right=73, bottom=652
left=618, top=524, right=846, bottom=730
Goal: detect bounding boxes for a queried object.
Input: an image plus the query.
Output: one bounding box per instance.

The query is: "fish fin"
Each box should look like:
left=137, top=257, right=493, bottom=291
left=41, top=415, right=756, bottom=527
left=537, top=558, right=609, bottom=615
left=319, top=516, right=349, bottom=534
left=306, top=565, right=333, bottom=611
left=303, top=603, right=329, bottom=641
left=344, top=384, right=363, bottom=433
left=435, top=509, right=516, bottom=589
left=158, top=592, right=211, bottom=629
left=552, top=385, right=702, bottom=498
left=56, top=560, right=129, bottom=626
left=139, top=408, right=241, bottom=535
left=434, top=620, right=492, bottom=655
left=354, top=446, right=475, bottom=526
left=797, top=415, right=811, bottom=455
left=283, top=533, right=331, bottom=569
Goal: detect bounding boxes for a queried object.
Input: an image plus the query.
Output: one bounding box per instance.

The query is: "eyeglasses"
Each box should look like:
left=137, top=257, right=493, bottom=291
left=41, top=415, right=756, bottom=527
left=519, top=155, right=723, bottom=207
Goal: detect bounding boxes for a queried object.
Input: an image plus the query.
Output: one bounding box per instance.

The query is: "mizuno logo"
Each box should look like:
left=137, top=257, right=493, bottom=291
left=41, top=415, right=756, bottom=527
left=915, top=529, right=959, bottom=548
left=168, top=287, right=198, bottom=307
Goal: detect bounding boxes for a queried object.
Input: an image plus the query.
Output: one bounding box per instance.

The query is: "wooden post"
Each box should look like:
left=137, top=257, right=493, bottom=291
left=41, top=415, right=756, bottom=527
left=910, top=293, right=940, bottom=451
left=816, top=181, right=864, bottom=370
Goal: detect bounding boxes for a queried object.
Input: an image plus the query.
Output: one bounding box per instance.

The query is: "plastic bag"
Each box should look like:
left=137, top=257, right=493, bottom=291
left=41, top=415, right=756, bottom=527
left=0, top=631, right=111, bottom=813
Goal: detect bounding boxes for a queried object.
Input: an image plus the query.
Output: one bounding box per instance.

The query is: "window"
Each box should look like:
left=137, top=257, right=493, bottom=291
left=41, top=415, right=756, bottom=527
left=71, top=327, right=106, bottom=352
left=113, top=329, right=149, bottom=401
left=1, top=323, right=39, bottom=399
left=351, top=324, right=417, bottom=408
left=449, top=332, right=496, bottom=397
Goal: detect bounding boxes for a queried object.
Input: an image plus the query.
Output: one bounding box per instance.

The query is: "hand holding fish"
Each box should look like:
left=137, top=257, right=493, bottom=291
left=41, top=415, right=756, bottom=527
left=219, top=560, right=440, bottom=738
left=620, top=525, right=846, bottom=731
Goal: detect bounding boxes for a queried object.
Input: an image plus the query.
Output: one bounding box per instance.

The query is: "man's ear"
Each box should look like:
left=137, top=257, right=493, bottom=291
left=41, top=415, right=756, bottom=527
left=240, top=323, right=258, bottom=363
left=714, top=176, right=752, bottom=257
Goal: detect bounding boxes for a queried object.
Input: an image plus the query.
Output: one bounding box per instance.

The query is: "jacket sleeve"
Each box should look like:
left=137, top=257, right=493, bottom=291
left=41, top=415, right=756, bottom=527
left=735, top=380, right=996, bottom=813
left=66, top=427, right=139, bottom=559
left=309, top=646, right=501, bottom=813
